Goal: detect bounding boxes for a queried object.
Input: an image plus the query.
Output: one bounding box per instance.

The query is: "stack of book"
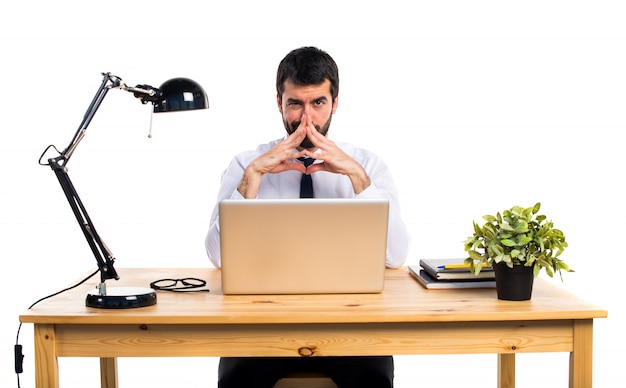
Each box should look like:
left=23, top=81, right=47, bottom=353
left=409, top=258, right=496, bottom=289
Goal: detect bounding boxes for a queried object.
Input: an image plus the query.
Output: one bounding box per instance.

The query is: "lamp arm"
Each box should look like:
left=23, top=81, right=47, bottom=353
left=39, top=72, right=158, bottom=291
left=60, top=73, right=159, bottom=164
left=62, top=73, right=117, bottom=163
left=49, top=161, right=120, bottom=285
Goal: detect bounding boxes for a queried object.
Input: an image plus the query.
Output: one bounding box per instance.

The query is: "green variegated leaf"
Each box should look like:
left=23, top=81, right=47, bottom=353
left=532, top=202, right=541, bottom=214
left=500, top=222, right=514, bottom=231
left=501, top=239, right=516, bottom=247
left=514, top=225, right=529, bottom=234
left=467, top=250, right=483, bottom=261
left=483, top=215, right=497, bottom=222
left=483, top=225, right=496, bottom=239
left=473, top=222, right=482, bottom=235
left=556, top=261, right=573, bottom=272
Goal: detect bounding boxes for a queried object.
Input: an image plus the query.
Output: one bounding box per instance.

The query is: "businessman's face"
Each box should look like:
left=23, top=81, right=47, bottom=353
left=278, top=79, right=338, bottom=149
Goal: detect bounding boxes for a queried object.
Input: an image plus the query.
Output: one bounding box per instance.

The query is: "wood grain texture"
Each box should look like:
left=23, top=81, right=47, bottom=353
left=20, top=267, right=607, bottom=325
left=21, top=267, right=607, bottom=388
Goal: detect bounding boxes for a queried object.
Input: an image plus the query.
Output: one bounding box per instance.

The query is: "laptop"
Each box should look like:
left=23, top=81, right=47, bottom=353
left=219, top=198, right=389, bottom=295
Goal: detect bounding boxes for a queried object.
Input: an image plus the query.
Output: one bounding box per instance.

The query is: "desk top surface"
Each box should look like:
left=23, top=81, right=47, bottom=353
left=20, top=267, right=607, bottom=325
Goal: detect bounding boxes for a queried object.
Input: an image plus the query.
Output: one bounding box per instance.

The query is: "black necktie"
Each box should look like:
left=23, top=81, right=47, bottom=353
left=298, top=157, right=314, bottom=198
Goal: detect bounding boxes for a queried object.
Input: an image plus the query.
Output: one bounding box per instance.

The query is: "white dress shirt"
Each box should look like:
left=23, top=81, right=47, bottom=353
left=205, top=137, right=411, bottom=269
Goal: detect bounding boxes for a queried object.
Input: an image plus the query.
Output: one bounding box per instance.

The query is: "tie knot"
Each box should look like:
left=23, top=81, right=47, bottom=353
left=298, top=157, right=314, bottom=167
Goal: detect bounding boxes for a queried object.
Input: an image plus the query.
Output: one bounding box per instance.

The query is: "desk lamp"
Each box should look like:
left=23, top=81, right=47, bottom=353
left=38, top=72, right=208, bottom=309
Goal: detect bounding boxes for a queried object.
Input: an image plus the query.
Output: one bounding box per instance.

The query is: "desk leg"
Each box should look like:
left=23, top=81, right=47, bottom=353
left=497, top=353, right=515, bottom=388
left=570, top=319, right=593, bottom=388
left=33, top=324, right=59, bottom=388
left=100, top=357, right=118, bottom=388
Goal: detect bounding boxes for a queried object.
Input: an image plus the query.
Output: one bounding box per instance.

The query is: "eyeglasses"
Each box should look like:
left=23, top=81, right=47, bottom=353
left=149, top=277, right=209, bottom=293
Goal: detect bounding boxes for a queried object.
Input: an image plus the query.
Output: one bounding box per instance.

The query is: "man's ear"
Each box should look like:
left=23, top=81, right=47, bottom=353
left=331, top=96, right=339, bottom=114
left=277, top=94, right=283, bottom=113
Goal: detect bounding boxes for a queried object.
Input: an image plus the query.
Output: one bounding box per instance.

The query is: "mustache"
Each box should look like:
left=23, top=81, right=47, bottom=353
left=290, top=120, right=321, bottom=132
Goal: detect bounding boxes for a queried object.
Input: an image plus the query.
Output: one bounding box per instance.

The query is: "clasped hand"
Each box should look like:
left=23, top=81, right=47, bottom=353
left=260, top=114, right=361, bottom=175
left=238, top=114, right=371, bottom=197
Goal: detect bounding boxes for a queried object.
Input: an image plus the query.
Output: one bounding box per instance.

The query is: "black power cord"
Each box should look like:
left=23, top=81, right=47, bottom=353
left=14, top=271, right=209, bottom=386
left=14, top=269, right=99, bottom=388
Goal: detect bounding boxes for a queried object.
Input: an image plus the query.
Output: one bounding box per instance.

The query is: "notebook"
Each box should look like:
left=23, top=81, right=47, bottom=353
left=219, top=198, right=389, bottom=295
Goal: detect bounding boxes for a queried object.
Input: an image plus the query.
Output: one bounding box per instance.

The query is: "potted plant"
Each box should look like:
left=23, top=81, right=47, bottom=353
left=463, top=202, right=573, bottom=300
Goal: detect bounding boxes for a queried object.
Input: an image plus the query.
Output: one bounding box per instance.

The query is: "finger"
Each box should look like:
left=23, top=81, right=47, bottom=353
left=275, top=160, right=306, bottom=174
left=306, top=161, right=326, bottom=174
left=305, top=113, right=316, bottom=130
left=291, top=160, right=307, bottom=173
left=307, top=123, right=331, bottom=147
left=285, top=125, right=307, bottom=147
left=300, top=128, right=325, bottom=155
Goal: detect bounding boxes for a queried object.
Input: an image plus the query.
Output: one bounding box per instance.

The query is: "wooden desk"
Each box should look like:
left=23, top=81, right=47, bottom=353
left=20, top=267, right=607, bottom=388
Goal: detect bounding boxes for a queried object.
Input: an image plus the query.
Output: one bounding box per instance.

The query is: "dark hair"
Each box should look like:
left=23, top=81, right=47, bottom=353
left=276, top=47, right=339, bottom=101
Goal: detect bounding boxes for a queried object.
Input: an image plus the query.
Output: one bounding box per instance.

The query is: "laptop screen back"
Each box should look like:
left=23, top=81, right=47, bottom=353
left=219, top=198, right=389, bottom=295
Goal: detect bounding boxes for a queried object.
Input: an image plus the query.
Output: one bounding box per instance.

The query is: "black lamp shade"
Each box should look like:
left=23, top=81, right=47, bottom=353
left=153, top=77, right=209, bottom=113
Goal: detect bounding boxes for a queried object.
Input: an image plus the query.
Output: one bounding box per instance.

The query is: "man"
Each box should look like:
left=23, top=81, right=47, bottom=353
left=205, top=46, right=410, bottom=388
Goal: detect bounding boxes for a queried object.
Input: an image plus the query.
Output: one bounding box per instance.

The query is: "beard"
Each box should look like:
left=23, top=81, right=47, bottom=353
left=284, top=115, right=332, bottom=149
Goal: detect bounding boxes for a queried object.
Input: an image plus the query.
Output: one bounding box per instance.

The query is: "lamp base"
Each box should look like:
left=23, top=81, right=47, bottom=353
left=86, top=287, right=157, bottom=309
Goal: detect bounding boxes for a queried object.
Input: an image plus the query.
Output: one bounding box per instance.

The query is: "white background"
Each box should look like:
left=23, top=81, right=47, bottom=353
left=1, top=0, right=624, bottom=387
